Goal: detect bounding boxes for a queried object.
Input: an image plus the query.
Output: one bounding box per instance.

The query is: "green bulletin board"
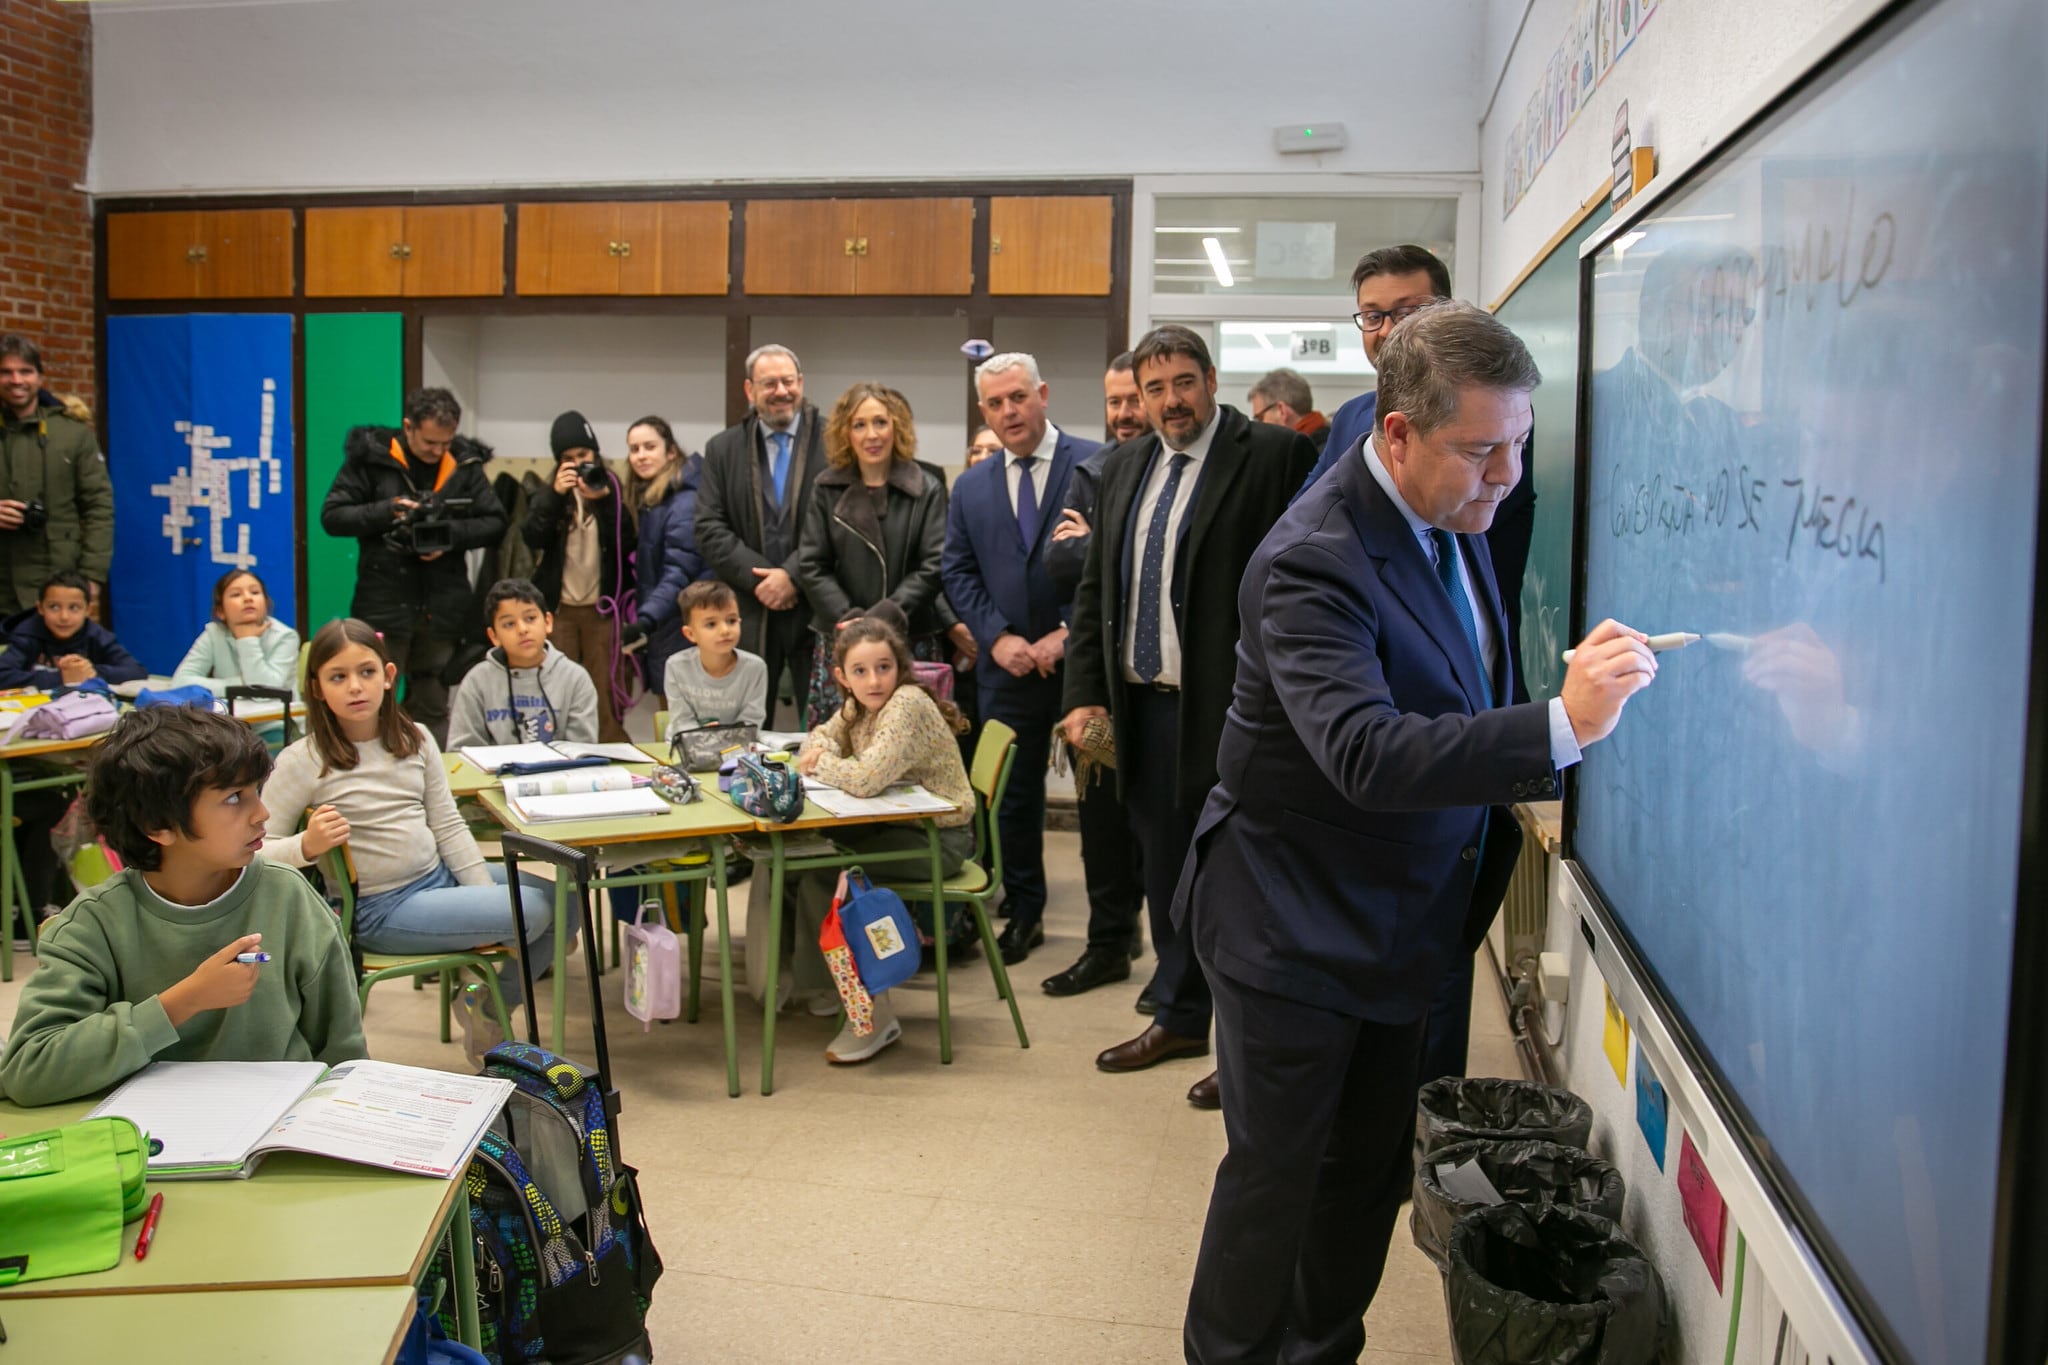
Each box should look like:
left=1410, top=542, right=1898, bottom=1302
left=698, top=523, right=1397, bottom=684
left=303, top=313, right=401, bottom=632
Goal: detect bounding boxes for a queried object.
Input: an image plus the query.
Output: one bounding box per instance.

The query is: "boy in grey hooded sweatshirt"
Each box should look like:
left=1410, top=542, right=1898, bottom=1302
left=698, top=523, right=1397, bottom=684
left=447, top=578, right=601, bottom=749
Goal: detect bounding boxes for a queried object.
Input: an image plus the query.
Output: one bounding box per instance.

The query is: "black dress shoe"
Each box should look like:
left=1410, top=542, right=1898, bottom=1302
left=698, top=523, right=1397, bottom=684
left=1186, top=1070, right=1221, bottom=1110
left=1042, top=946, right=1133, bottom=997
left=997, top=918, right=1044, bottom=965
left=1095, top=1023, right=1210, bottom=1072
left=1135, top=983, right=1158, bottom=1015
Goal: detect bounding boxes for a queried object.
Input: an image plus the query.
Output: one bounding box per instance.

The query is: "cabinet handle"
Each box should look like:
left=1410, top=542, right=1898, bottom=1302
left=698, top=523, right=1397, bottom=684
left=608, top=241, right=621, bottom=256
left=389, top=242, right=405, bottom=259
left=991, top=236, right=1003, bottom=255
left=844, top=238, right=856, bottom=256
left=401, top=243, right=414, bottom=260
left=185, top=246, right=208, bottom=264
left=856, top=237, right=870, bottom=256
left=617, top=240, right=632, bottom=259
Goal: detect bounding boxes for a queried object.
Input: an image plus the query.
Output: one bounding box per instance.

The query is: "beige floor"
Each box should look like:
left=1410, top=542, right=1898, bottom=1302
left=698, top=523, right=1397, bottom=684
left=0, top=830, right=1521, bottom=1364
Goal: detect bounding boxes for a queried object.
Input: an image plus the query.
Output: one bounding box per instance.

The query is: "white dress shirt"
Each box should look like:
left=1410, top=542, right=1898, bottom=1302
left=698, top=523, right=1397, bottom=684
left=1360, top=436, right=1582, bottom=769
left=1122, top=408, right=1222, bottom=687
left=1005, top=422, right=1058, bottom=520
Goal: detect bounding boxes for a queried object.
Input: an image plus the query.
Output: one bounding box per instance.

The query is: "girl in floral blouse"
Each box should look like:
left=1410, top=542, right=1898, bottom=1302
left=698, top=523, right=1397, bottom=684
left=794, top=614, right=973, bottom=1063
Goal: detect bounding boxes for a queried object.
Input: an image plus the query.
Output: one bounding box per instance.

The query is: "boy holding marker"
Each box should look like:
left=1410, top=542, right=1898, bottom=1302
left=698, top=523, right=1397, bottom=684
left=0, top=707, right=366, bottom=1107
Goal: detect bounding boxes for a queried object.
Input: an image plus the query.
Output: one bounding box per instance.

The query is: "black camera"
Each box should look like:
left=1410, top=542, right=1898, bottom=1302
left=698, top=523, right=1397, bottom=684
left=17, top=499, right=46, bottom=534
left=385, top=494, right=473, bottom=556
left=575, top=460, right=608, bottom=492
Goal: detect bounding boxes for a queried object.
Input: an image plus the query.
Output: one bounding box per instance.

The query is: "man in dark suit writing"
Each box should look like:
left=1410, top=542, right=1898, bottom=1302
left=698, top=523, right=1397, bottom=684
left=1178, top=303, right=1658, bottom=1363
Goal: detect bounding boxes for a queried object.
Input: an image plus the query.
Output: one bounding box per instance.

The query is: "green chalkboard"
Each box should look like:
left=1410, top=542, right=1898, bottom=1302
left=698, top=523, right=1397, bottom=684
left=304, top=314, right=401, bottom=633
left=1493, top=204, right=1609, bottom=701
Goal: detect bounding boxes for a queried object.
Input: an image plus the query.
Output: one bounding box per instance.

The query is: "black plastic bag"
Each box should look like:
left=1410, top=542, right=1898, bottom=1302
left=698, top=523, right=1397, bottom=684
left=1412, top=1139, right=1627, bottom=1270
left=1445, top=1204, right=1669, bottom=1365
left=1416, top=1077, right=1595, bottom=1162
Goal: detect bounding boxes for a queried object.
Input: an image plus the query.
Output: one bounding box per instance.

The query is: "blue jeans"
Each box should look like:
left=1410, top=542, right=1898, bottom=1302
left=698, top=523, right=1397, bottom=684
left=354, top=863, right=563, bottom=1005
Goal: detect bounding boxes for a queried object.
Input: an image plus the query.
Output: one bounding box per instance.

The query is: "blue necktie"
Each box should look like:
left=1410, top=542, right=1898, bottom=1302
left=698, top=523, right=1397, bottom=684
left=769, top=431, right=792, bottom=505
left=1430, top=528, right=1492, bottom=707
left=1132, top=453, right=1190, bottom=684
left=1013, top=454, right=1040, bottom=548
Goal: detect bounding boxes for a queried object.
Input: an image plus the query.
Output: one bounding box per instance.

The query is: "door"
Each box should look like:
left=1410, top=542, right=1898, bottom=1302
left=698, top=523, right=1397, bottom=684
left=619, top=201, right=730, bottom=295
left=107, top=212, right=206, bottom=299
left=850, top=198, right=973, bottom=295
left=516, top=202, right=622, bottom=296
left=401, top=205, right=504, bottom=297
left=306, top=207, right=407, bottom=297
left=743, top=200, right=860, bottom=295
left=198, top=210, right=295, bottom=298
left=989, top=196, right=1113, bottom=295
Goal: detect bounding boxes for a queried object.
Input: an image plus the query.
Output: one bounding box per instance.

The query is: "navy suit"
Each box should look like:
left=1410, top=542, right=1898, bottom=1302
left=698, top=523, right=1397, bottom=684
left=941, top=431, right=1093, bottom=924
left=1179, top=440, right=1555, bottom=1364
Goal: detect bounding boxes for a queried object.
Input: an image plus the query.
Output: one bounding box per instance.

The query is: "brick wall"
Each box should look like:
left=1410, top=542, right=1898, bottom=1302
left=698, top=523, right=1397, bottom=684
left=0, top=0, right=93, bottom=404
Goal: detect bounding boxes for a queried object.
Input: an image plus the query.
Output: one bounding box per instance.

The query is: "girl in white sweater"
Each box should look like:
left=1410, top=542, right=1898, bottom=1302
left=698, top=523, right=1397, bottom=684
left=172, top=568, right=302, bottom=691
left=259, top=619, right=559, bottom=1031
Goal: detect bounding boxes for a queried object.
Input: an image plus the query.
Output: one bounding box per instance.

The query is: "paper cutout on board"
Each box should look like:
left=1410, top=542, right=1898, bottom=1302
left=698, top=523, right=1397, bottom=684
left=1603, top=987, right=1632, bottom=1086
left=1678, top=1130, right=1730, bottom=1291
left=1635, top=1044, right=1669, bottom=1170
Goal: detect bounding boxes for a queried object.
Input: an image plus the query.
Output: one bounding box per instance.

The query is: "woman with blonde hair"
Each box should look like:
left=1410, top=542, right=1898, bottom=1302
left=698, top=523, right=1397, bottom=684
left=794, top=382, right=959, bottom=728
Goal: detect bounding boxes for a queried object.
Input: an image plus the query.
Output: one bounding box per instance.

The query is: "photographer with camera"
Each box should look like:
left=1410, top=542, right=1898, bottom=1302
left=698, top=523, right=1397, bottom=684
left=0, top=334, right=114, bottom=614
left=521, top=410, right=637, bottom=743
left=321, top=387, right=507, bottom=746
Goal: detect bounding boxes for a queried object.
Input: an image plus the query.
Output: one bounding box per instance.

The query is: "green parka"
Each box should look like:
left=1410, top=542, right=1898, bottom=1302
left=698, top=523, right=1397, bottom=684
left=0, top=391, right=115, bottom=609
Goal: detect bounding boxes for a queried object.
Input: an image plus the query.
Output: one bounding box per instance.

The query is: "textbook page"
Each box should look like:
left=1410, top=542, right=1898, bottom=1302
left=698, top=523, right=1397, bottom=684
left=252, top=1060, right=513, bottom=1179
left=508, top=787, right=670, bottom=823
left=503, top=768, right=640, bottom=799
left=552, top=742, right=653, bottom=763
left=801, top=783, right=956, bottom=819
left=92, top=1060, right=327, bottom=1173
left=457, top=742, right=567, bottom=771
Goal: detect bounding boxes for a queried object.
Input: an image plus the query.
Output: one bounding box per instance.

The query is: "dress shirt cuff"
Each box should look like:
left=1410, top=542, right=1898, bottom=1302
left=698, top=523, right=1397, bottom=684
left=1547, top=697, right=1583, bottom=771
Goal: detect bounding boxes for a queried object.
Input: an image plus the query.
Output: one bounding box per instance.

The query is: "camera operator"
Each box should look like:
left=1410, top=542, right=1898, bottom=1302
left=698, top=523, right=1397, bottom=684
left=0, top=334, right=113, bottom=613
left=521, top=410, right=637, bottom=743
left=321, top=387, right=506, bottom=745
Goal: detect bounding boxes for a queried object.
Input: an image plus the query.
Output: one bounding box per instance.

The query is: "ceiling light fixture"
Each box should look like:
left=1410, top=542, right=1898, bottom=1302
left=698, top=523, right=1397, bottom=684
left=1202, top=237, right=1234, bottom=288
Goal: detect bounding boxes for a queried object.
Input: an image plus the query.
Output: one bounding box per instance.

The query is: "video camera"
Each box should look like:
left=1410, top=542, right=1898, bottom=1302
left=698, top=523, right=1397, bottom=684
left=385, top=494, right=474, bottom=556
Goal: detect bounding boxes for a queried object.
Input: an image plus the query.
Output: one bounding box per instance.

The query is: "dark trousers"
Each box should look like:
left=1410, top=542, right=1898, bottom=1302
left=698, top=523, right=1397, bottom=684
left=1125, top=686, right=1209, bottom=1039
left=756, top=607, right=814, bottom=725
left=1077, top=762, right=1144, bottom=953
left=1417, top=950, right=1475, bottom=1087
left=1186, top=969, right=1427, bottom=1365
left=978, top=675, right=1060, bottom=926
left=385, top=616, right=454, bottom=748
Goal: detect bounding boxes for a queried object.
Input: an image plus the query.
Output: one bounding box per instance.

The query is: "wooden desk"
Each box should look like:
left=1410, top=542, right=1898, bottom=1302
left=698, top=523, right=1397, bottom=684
left=0, top=1284, right=417, bottom=1365
left=0, top=1096, right=480, bottom=1348
left=443, top=752, right=496, bottom=799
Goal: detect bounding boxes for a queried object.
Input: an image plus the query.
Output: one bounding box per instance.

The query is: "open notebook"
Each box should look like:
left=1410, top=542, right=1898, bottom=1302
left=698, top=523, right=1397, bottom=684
left=88, top=1059, right=513, bottom=1180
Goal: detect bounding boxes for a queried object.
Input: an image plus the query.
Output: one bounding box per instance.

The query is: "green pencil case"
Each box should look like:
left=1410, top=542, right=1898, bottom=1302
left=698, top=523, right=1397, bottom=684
left=0, top=1115, right=149, bottom=1285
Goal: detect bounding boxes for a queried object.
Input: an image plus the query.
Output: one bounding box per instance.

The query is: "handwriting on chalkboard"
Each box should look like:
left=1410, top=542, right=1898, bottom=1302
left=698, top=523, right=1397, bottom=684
left=1758, top=187, right=1897, bottom=314
left=1609, top=463, right=1887, bottom=583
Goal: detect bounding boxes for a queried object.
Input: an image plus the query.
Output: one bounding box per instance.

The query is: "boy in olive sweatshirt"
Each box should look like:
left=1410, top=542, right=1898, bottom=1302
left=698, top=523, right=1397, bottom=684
left=0, top=707, right=365, bottom=1107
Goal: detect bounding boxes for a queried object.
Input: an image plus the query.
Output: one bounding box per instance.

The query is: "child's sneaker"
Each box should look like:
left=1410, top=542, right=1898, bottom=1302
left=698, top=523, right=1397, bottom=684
left=458, top=982, right=505, bottom=1070
left=825, top=994, right=901, bottom=1064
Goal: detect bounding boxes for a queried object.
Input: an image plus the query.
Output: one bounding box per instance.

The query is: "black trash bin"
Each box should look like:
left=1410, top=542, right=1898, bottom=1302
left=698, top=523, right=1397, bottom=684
left=1412, top=1138, right=1626, bottom=1270
left=1445, top=1203, right=1669, bottom=1365
left=1416, top=1077, right=1595, bottom=1163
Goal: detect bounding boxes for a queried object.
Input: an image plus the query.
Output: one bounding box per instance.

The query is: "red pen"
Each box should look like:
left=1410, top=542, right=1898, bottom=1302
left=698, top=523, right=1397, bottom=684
left=134, top=1192, right=164, bottom=1260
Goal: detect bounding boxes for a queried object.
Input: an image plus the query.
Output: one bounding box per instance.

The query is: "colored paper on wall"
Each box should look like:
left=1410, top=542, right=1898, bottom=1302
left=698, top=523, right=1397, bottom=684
left=108, top=314, right=295, bottom=671
left=1575, top=2, right=1600, bottom=110
left=1634, top=1044, right=1669, bottom=1170
left=1602, top=986, right=1631, bottom=1086
left=305, top=313, right=402, bottom=632
left=1678, top=1130, right=1730, bottom=1291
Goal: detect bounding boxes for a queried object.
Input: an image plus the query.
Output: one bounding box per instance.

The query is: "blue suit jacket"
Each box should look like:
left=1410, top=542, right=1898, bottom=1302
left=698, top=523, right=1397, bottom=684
left=1294, top=391, right=1376, bottom=501
left=1178, top=438, right=1558, bottom=1022
left=941, top=431, right=1095, bottom=692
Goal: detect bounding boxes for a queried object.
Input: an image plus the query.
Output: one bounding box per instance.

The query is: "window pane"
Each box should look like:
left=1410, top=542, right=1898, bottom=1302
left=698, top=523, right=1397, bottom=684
left=1152, top=195, right=1457, bottom=296
left=1216, top=321, right=1372, bottom=416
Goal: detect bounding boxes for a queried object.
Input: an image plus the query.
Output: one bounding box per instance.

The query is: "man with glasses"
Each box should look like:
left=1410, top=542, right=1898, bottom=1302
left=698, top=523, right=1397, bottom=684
left=695, top=344, right=826, bottom=722
left=1247, top=367, right=1330, bottom=453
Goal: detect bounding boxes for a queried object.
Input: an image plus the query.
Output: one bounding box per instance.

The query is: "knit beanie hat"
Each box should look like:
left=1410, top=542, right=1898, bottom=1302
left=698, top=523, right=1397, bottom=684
left=549, top=410, right=598, bottom=458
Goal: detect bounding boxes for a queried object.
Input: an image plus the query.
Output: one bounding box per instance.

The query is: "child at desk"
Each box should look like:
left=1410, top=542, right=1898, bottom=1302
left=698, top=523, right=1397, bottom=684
left=259, top=619, right=557, bottom=1063
left=0, top=569, right=146, bottom=689
left=0, top=707, right=366, bottom=1107
left=171, top=567, right=302, bottom=692
left=447, top=577, right=601, bottom=749
left=664, top=579, right=767, bottom=739
left=792, top=615, right=974, bottom=1064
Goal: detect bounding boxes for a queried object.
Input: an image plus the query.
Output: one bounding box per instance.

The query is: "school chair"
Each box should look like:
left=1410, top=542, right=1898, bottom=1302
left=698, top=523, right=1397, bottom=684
left=313, top=842, right=515, bottom=1047
left=871, top=717, right=1030, bottom=1060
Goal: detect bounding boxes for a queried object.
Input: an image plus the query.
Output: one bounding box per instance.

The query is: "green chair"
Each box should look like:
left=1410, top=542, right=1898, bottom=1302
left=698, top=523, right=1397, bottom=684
left=314, top=843, right=515, bottom=1047
left=872, top=717, right=1030, bottom=1059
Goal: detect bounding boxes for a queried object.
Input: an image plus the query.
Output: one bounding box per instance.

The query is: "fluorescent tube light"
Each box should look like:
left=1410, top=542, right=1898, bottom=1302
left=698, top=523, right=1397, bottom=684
left=1202, top=237, right=1235, bottom=288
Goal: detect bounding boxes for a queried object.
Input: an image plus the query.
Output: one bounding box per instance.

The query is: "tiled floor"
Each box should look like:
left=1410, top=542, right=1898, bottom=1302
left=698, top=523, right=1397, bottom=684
left=0, top=830, right=1522, bottom=1363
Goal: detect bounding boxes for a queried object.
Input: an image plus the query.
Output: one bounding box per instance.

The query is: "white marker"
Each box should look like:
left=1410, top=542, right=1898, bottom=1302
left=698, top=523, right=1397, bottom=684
left=1562, top=631, right=1700, bottom=664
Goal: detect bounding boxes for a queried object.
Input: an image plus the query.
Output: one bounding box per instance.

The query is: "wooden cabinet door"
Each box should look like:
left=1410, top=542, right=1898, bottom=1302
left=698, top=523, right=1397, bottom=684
left=516, top=203, right=620, bottom=296
left=198, top=210, right=294, bottom=297
left=403, top=205, right=504, bottom=297
left=851, top=198, right=973, bottom=295
left=107, top=212, right=206, bottom=299
left=619, top=201, right=730, bottom=296
left=743, top=200, right=860, bottom=295
left=988, top=196, right=1113, bottom=296
left=305, top=207, right=406, bottom=296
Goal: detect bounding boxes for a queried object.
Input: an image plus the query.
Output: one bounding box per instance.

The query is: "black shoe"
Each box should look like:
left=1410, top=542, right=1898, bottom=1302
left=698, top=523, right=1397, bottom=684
left=1135, top=983, right=1158, bottom=1015
left=1042, top=946, right=1133, bottom=997
left=997, top=918, right=1044, bottom=965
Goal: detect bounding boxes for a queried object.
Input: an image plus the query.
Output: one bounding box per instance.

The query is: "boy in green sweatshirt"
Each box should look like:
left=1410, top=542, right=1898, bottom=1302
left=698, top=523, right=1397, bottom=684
left=0, top=706, right=366, bottom=1107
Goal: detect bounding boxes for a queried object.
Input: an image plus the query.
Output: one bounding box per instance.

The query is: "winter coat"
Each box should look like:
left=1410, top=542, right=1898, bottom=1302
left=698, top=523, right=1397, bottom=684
left=445, top=643, right=600, bottom=749
left=796, top=459, right=950, bottom=638
left=319, top=426, right=506, bottom=643
left=632, top=454, right=712, bottom=690
left=0, top=608, right=145, bottom=689
left=172, top=618, right=302, bottom=690
left=694, top=406, right=827, bottom=655
left=0, top=391, right=115, bottom=610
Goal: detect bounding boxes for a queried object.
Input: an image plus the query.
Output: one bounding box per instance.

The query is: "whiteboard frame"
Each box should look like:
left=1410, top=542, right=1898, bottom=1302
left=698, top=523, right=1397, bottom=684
left=1565, top=0, right=2048, bottom=1358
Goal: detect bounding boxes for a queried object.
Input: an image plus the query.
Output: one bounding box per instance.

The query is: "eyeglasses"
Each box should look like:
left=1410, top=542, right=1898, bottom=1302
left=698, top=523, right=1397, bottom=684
left=752, top=377, right=801, bottom=393
left=1352, top=303, right=1430, bottom=334
left=1251, top=401, right=1283, bottom=422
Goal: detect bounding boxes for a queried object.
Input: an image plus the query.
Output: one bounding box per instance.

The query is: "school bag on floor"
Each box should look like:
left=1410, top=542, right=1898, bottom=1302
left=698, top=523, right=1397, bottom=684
left=622, top=900, right=682, bottom=1031
left=428, top=834, right=663, bottom=1365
